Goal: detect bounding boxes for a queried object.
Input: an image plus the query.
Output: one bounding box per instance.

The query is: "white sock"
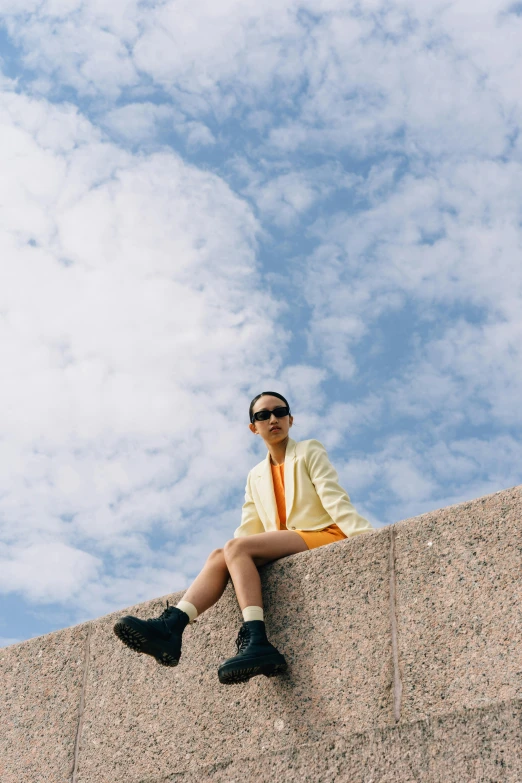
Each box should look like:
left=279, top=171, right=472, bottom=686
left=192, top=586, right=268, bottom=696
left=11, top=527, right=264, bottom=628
left=176, top=599, right=198, bottom=623
left=242, top=606, right=264, bottom=622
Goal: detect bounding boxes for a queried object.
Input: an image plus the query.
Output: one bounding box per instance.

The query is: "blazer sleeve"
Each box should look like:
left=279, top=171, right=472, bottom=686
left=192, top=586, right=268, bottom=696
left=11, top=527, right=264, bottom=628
left=233, top=470, right=265, bottom=538
left=305, top=440, right=373, bottom=537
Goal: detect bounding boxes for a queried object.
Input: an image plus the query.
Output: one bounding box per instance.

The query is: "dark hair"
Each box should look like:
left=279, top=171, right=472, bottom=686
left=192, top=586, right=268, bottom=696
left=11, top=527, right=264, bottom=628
left=249, top=391, right=291, bottom=424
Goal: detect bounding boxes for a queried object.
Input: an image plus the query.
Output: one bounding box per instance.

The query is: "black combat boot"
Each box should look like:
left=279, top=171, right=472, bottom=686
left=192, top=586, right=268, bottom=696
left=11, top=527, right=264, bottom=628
left=218, top=620, right=288, bottom=684
left=113, top=602, right=190, bottom=667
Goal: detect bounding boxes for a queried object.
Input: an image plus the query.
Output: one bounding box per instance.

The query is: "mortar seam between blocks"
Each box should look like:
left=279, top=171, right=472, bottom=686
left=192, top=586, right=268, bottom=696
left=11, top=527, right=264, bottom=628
left=71, top=623, right=92, bottom=783
left=388, top=525, right=403, bottom=722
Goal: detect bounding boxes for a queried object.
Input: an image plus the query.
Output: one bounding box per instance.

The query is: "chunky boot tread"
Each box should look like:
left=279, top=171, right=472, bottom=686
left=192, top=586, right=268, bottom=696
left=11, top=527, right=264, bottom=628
left=156, top=651, right=180, bottom=667
left=113, top=605, right=187, bottom=666
left=263, top=662, right=288, bottom=678
left=218, top=649, right=286, bottom=672
left=218, top=620, right=288, bottom=685
left=113, top=622, right=147, bottom=653
left=218, top=660, right=288, bottom=684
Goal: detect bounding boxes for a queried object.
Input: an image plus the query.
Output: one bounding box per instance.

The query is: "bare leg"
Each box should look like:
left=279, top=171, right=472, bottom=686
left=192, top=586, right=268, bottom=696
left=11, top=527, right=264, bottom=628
left=181, top=548, right=231, bottom=615
left=223, top=531, right=308, bottom=610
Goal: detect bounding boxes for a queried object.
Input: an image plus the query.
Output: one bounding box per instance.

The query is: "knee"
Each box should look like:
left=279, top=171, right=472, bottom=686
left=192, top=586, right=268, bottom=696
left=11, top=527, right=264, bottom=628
left=223, top=538, right=243, bottom=560
left=207, top=547, right=225, bottom=563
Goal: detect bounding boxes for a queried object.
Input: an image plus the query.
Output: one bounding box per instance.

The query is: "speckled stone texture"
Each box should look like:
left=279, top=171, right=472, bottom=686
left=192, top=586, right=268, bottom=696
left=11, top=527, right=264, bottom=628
left=74, top=527, right=391, bottom=782
left=1, top=485, right=521, bottom=783
left=161, top=698, right=522, bottom=783
left=0, top=623, right=89, bottom=783
left=394, top=485, right=522, bottom=723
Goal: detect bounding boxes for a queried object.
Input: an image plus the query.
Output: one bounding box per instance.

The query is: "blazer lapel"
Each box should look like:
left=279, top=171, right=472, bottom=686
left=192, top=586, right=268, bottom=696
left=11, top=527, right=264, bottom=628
left=255, top=451, right=277, bottom=525
left=284, top=438, right=297, bottom=520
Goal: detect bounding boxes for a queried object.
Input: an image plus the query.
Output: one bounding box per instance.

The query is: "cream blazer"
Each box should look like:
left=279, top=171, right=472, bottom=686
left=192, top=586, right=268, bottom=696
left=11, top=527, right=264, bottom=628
left=234, top=437, right=373, bottom=539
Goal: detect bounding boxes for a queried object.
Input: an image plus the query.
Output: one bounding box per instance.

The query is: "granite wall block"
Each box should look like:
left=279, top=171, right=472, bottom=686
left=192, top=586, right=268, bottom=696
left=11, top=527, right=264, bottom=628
left=155, top=698, right=522, bottom=783
left=0, top=623, right=90, bottom=783
left=74, top=527, right=392, bottom=783
left=394, top=485, right=522, bottom=723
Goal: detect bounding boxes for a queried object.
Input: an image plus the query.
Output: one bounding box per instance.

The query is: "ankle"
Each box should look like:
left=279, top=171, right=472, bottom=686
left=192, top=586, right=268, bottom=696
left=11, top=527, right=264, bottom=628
left=242, top=606, right=264, bottom=622
left=175, top=599, right=199, bottom=623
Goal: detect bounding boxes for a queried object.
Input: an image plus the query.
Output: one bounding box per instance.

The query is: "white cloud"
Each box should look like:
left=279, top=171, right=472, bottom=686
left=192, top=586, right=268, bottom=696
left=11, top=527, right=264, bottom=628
left=0, top=0, right=513, bottom=158
left=0, top=542, right=102, bottom=603
left=1, top=0, right=521, bottom=635
left=103, top=102, right=174, bottom=142
left=305, top=159, right=522, bottom=424
left=181, top=120, right=216, bottom=149
left=240, top=164, right=357, bottom=227
left=338, top=433, right=522, bottom=526
left=337, top=456, right=380, bottom=494
left=0, top=87, right=295, bottom=614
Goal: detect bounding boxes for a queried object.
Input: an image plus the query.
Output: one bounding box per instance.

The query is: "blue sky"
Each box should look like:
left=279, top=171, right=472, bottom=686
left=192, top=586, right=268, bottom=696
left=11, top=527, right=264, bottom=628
left=1, top=0, right=521, bottom=647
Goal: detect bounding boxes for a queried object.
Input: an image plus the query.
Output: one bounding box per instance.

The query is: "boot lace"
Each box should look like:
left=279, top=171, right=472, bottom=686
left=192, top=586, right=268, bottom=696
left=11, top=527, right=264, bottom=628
left=236, top=624, right=250, bottom=654
left=151, top=600, right=178, bottom=624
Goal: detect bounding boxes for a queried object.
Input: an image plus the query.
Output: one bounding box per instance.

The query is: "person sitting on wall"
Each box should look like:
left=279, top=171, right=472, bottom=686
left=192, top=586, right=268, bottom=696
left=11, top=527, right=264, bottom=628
left=113, top=391, right=374, bottom=685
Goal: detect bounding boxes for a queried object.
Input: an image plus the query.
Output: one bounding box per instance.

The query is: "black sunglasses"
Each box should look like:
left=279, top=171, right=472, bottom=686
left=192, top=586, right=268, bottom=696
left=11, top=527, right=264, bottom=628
left=252, top=405, right=290, bottom=423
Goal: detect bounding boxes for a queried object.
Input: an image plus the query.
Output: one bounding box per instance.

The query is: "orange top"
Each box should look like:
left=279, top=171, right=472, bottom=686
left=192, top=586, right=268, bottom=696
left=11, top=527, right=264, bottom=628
left=270, top=461, right=287, bottom=529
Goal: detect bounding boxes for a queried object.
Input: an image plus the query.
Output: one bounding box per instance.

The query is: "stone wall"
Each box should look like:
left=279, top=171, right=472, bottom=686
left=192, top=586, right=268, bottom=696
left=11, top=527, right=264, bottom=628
left=1, top=485, right=521, bottom=783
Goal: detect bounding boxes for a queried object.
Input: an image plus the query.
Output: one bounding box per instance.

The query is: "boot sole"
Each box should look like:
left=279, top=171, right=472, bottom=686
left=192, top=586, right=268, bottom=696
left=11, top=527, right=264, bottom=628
left=218, top=654, right=288, bottom=685
left=113, top=621, right=180, bottom=667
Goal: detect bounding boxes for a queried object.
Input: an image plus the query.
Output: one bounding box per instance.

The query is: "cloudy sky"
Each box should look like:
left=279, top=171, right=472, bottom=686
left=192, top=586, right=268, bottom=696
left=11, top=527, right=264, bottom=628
left=1, top=0, right=521, bottom=647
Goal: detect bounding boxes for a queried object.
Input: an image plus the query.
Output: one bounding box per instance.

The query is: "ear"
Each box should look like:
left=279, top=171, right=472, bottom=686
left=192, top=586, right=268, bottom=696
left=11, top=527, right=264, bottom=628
left=289, top=415, right=294, bottom=428
left=249, top=422, right=258, bottom=435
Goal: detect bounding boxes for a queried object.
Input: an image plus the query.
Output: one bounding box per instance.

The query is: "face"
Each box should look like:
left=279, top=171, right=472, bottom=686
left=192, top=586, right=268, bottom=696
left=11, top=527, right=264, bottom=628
left=249, top=395, right=293, bottom=444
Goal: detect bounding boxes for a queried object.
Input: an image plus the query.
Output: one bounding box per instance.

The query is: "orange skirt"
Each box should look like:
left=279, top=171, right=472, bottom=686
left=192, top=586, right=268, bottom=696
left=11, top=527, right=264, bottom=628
left=292, top=523, right=347, bottom=550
